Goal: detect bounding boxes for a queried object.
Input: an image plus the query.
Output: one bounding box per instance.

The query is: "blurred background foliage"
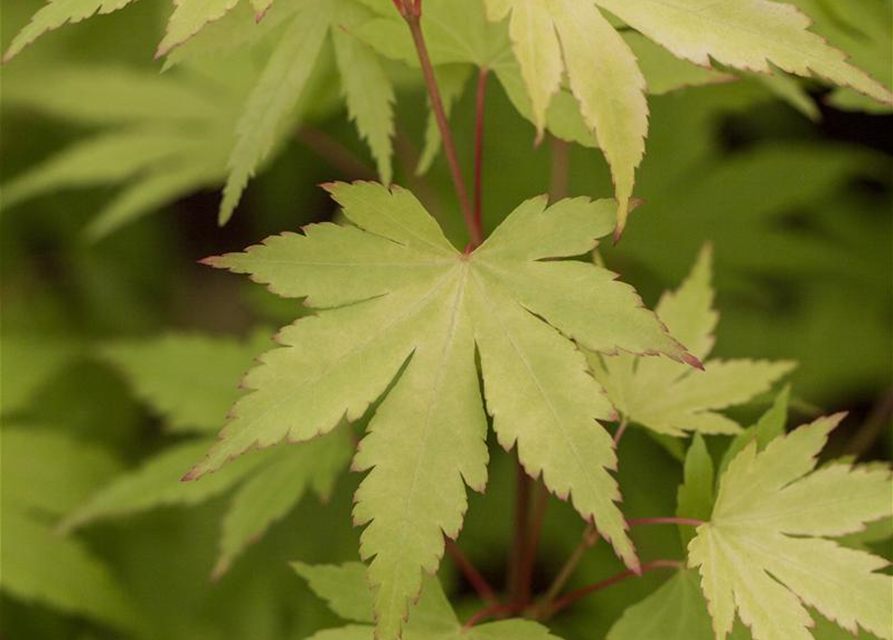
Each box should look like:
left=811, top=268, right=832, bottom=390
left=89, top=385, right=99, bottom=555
left=1, top=0, right=890, bottom=639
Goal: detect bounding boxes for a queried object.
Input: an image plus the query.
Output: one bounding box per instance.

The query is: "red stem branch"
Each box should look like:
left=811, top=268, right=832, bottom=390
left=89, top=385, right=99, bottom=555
left=400, top=10, right=481, bottom=247
left=463, top=602, right=525, bottom=629
left=546, top=560, right=682, bottom=617
left=628, top=517, right=705, bottom=528
left=473, top=66, right=489, bottom=238
left=444, top=538, right=499, bottom=606
left=508, top=462, right=532, bottom=605
left=518, top=481, right=549, bottom=606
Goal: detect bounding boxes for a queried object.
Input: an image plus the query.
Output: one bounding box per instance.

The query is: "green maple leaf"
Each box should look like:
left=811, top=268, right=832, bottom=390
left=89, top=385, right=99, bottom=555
left=1, top=426, right=139, bottom=631
left=294, top=562, right=564, bottom=640
left=2, top=0, right=273, bottom=62
left=483, top=0, right=892, bottom=235
left=188, top=181, right=695, bottom=639
left=4, top=1, right=396, bottom=227
left=607, top=568, right=715, bottom=640
left=102, top=331, right=271, bottom=434
left=62, top=332, right=353, bottom=577
left=354, top=0, right=727, bottom=205
left=2, top=62, right=247, bottom=239
left=590, top=246, right=795, bottom=438
left=219, top=0, right=395, bottom=223
left=688, top=414, right=893, bottom=640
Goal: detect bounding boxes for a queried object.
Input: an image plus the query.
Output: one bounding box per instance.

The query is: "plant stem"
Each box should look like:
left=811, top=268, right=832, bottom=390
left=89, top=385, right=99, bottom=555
left=508, top=462, right=532, bottom=605
left=548, top=136, right=570, bottom=201
left=540, top=523, right=600, bottom=608
left=473, top=66, right=489, bottom=237
left=400, top=9, right=481, bottom=247
left=444, top=538, right=499, bottom=606
left=517, top=481, right=549, bottom=606
left=627, top=516, right=705, bottom=528
left=463, top=602, right=525, bottom=629
left=613, top=415, right=629, bottom=445
left=545, top=560, right=682, bottom=618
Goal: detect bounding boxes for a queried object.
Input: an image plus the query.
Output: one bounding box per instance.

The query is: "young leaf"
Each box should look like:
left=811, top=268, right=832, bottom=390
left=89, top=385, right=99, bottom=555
left=102, top=332, right=271, bottom=434
left=677, top=434, right=714, bottom=546
left=3, top=0, right=140, bottom=63
left=2, top=509, right=140, bottom=632
left=592, top=0, right=893, bottom=106
left=296, top=562, right=564, bottom=640
left=1, top=427, right=138, bottom=631
left=220, top=0, right=395, bottom=223
left=688, top=414, right=893, bottom=640
left=591, top=246, right=795, bottom=437
left=2, top=64, right=241, bottom=239
left=213, top=429, right=352, bottom=578
left=356, top=0, right=725, bottom=228
left=191, top=182, right=695, bottom=639
left=718, top=385, right=790, bottom=475
left=487, top=0, right=648, bottom=237
left=60, top=439, right=269, bottom=533
left=607, top=569, right=714, bottom=640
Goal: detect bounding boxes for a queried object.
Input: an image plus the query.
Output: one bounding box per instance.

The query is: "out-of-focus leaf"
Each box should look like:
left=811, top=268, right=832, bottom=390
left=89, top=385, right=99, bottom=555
left=102, top=331, right=271, bottom=434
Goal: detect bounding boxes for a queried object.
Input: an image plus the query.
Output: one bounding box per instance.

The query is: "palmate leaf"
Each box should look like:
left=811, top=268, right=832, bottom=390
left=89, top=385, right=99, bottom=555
left=102, top=331, right=271, bottom=434
left=220, top=0, right=395, bottom=223
left=354, top=0, right=727, bottom=221
left=590, top=246, right=795, bottom=438
left=483, top=0, right=892, bottom=235
left=688, top=415, right=893, bottom=640
left=295, top=562, right=564, bottom=640
left=1, top=427, right=139, bottom=631
left=3, top=0, right=271, bottom=62
left=1, top=63, right=245, bottom=239
left=63, top=332, right=353, bottom=576
left=190, top=181, right=695, bottom=640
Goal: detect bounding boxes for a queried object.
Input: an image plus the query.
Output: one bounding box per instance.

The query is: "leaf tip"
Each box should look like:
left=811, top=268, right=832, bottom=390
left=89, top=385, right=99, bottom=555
left=682, top=353, right=705, bottom=371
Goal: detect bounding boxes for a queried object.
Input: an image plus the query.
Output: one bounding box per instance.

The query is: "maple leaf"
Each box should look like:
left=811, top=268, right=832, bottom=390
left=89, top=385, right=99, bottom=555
left=190, top=181, right=696, bottom=639
left=1, top=62, right=246, bottom=239
left=294, top=562, right=564, bottom=640
left=62, top=332, right=353, bottom=577
left=482, top=0, right=893, bottom=236
left=590, top=245, right=795, bottom=438
left=354, top=0, right=727, bottom=200
left=220, top=0, right=395, bottom=223
left=2, top=0, right=272, bottom=62
left=2, top=426, right=139, bottom=631
left=688, top=414, right=893, bottom=640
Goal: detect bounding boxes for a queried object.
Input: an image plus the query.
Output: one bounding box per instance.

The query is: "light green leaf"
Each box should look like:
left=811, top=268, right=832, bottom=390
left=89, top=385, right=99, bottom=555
left=191, top=183, right=692, bottom=639
left=677, top=434, right=714, bottom=545
left=296, top=562, right=564, bottom=640
left=2, top=509, right=140, bottom=632
left=60, top=439, right=268, bottom=533
left=1, top=64, right=240, bottom=238
left=591, top=246, right=795, bottom=437
left=102, top=331, right=271, bottom=434
left=220, top=2, right=331, bottom=224
left=689, top=415, right=893, bottom=640
left=157, top=0, right=240, bottom=58
left=626, top=32, right=734, bottom=96
left=498, top=0, right=649, bottom=236
left=292, top=562, right=375, bottom=623
left=332, top=4, right=396, bottom=185
left=220, top=0, right=396, bottom=223
left=719, top=386, right=790, bottom=475
left=2, top=0, right=140, bottom=63
left=592, top=0, right=893, bottom=105
left=3, top=427, right=121, bottom=517
left=607, top=569, right=714, bottom=640
left=1, top=334, right=81, bottom=415
left=213, top=428, right=352, bottom=577
left=1, top=427, right=137, bottom=630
